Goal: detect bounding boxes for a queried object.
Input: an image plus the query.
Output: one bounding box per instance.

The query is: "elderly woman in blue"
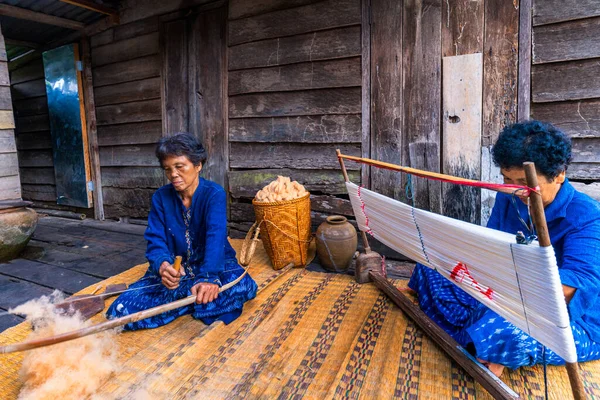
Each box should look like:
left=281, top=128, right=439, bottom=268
left=409, top=120, right=600, bottom=377
left=106, top=133, right=258, bottom=329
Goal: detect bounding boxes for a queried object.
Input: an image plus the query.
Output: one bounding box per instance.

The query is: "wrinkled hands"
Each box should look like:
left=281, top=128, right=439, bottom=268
left=159, top=261, right=219, bottom=304
left=191, top=282, right=219, bottom=304
left=159, top=261, right=183, bottom=289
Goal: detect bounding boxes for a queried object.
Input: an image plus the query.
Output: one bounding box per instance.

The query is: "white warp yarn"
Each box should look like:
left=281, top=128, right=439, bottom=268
left=346, top=182, right=577, bottom=363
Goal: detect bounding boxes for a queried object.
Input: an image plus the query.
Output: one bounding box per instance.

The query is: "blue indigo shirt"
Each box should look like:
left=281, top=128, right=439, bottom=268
left=144, top=178, right=237, bottom=286
left=487, top=179, right=600, bottom=341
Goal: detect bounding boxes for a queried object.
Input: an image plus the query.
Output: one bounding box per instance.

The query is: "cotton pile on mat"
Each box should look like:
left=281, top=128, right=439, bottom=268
left=1, top=239, right=599, bottom=399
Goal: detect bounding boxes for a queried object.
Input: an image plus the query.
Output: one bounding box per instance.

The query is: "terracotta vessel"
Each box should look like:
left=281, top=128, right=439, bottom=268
left=316, top=215, right=357, bottom=272
left=0, top=207, right=38, bottom=262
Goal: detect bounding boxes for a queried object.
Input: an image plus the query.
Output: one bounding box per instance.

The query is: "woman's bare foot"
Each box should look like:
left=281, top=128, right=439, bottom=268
left=487, top=362, right=505, bottom=377
left=477, top=358, right=505, bottom=377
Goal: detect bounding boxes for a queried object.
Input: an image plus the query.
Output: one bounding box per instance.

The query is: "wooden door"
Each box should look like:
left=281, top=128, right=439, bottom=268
left=42, top=44, right=92, bottom=208
left=161, top=6, right=228, bottom=189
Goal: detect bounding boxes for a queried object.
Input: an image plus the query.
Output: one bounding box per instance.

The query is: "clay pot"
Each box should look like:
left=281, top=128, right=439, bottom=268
left=316, top=215, right=357, bottom=272
left=0, top=207, right=38, bottom=262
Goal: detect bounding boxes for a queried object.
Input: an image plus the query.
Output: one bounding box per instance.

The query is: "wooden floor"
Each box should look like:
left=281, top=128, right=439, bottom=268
left=0, top=216, right=148, bottom=333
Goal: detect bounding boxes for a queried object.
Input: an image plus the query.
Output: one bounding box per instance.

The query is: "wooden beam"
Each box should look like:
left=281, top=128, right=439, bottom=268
left=4, top=38, right=41, bottom=49
left=368, top=271, right=519, bottom=400
left=47, top=14, right=120, bottom=50
left=0, top=4, right=85, bottom=30
left=81, top=37, right=105, bottom=220
left=58, top=0, right=118, bottom=17
left=523, top=163, right=585, bottom=400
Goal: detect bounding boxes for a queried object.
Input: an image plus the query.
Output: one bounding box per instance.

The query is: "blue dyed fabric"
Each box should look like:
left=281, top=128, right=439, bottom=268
left=106, top=179, right=258, bottom=329
left=408, top=179, right=600, bottom=368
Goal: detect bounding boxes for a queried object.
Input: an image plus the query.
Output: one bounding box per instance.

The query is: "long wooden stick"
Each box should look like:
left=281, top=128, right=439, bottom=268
left=337, top=149, right=371, bottom=252
left=523, top=162, right=586, bottom=400
left=338, top=152, right=530, bottom=196
left=0, top=272, right=249, bottom=354
left=0, top=232, right=264, bottom=354
left=369, top=271, right=519, bottom=400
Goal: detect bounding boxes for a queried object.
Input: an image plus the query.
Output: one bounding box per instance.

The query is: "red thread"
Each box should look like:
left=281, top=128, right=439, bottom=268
left=450, top=262, right=494, bottom=300
left=357, top=186, right=374, bottom=236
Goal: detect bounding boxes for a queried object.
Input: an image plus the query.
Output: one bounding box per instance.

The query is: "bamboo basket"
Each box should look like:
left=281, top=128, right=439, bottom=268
left=252, top=192, right=312, bottom=270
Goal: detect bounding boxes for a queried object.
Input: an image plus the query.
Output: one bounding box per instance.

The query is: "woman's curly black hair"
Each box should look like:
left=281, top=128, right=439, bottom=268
left=492, top=120, right=572, bottom=180
left=155, top=132, right=207, bottom=167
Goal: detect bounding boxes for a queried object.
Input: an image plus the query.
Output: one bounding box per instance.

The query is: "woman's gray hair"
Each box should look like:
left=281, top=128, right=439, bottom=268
left=155, top=133, right=207, bottom=166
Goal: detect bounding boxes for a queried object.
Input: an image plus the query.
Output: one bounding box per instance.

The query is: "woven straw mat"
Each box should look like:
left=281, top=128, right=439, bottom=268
left=1, top=239, right=599, bottom=399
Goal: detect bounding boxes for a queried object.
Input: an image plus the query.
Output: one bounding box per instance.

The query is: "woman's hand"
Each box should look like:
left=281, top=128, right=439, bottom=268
left=191, top=282, right=219, bottom=304
left=159, top=261, right=181, bottom=289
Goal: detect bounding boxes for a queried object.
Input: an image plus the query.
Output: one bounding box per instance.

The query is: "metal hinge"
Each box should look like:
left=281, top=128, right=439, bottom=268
left=87, top=181, right=94, bottom=191
left=76, top=61, right=83, bottom=71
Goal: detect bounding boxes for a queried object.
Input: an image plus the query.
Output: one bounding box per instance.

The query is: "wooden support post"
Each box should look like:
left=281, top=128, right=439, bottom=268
left=361, top=0, right=371, bottom=189
left=336, top=148, right=350, bottom=182
left=369, top=271, right=518, bottom=399
left=80, top=37, right=105, bottom=220
left=523, top=162, right=586, bottom=400
left=517, top=0, right=532, bottom=122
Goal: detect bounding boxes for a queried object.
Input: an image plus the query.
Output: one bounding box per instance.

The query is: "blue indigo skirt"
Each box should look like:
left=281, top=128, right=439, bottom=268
left=106, top=260, right=257, bottom=330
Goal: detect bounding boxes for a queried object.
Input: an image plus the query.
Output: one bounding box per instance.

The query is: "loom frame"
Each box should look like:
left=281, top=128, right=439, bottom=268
left=336, top=150, right=586, bottom=400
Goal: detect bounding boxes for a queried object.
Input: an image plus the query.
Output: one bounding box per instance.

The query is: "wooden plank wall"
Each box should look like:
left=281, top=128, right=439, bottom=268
left=90, top=16, right=163, bottom=218
left=0, top=25, right=19, bottom=201
left=531, top=0, right=600, bottom=185
left=370, top=0, right=519, bottom=225
left=10, top=56, right=58, bottom=206
left=227, top=0, right=362, bottom=236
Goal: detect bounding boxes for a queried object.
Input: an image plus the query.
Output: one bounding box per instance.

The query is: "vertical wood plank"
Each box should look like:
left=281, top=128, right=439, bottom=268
left=481, top=0, right=519, bottom=224
left=74, top=44, right=94, bottom=208
left=442, top=54, right=482, bottom=223
left=0, top=110, right=14, bottom=129
left=403, top=0, right=442, bottom=212
left=189, top=7, right=228, bottom=189
left=0, top=28, right=6, bottom=62
left=483, top=0, right=519, bottom=147
left=370, top=0, right=403, bottom=199
left=161, top=19, right=188, bottom=135
left=0, top=25, right=19, bottom=201
left=81, top=37, right=105, bottom=220
left=441, top=0, right=484, bottom=57
left=518, top=0, right=532, bottom=121
left=361, top=0, right=371, bottom=188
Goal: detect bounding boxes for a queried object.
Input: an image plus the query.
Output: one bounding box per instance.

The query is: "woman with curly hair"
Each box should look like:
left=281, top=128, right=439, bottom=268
left=408, top=120, right=600, bottom=376
left=106, top=133, right=258, bottom=329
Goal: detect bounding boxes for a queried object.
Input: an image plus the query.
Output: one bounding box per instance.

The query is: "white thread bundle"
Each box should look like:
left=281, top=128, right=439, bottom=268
left=347, top=182, right=577, bottom=363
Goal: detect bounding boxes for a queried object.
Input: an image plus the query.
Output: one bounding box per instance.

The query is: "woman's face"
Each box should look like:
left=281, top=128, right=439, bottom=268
left=161, top=155, right=202, bottom=193
left=500, top=167, right=566, bottom=207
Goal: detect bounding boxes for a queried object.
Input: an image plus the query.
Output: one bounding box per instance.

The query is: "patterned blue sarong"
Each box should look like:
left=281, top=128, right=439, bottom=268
left=106, top=260, right=257, bottom=330
left=409, top=263, right=600, bottom=369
